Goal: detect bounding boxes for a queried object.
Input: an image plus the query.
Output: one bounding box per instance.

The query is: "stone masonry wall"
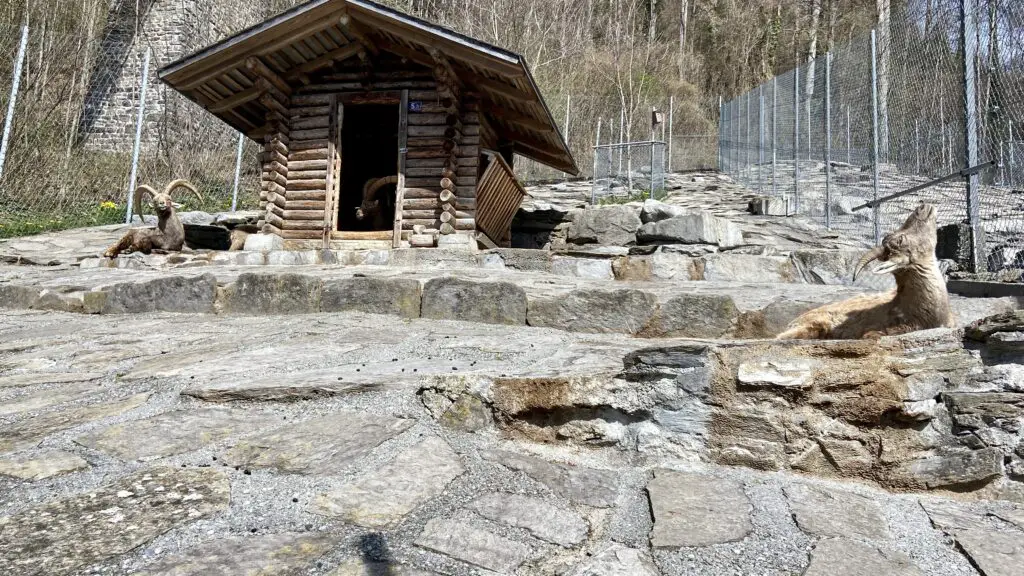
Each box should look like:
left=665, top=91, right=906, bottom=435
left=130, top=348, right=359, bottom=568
left=80, top=0, right=264, bottom=151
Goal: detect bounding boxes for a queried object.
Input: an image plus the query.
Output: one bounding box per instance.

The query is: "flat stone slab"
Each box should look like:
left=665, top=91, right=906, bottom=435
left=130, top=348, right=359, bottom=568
left=414, top=518, right=533, bottom=573
left=0, top=467, right=229, bottom=576
left=470, top=492, right=589, bottom=547
left=313, top=436, right=464, bottom=527
left=804, top=539, right=923, bottom=576
left=0, top=371, right=104, bottom=389
left=483, top=449, right=619, bottom=507
left=0, top=449, right=88, bottom=480
left=134, top=533, right=337, bottom=575
left=566, top=543, right=660, bottom=576
left=992, top=509, right=1024, bottom=531
left=182, top=371, right=384, bottom=402
left=954, top=529, right=1023, bottom=576
left=222, top=411, right=413, bottom=475
left=328, top=559, right=439, bottom=575
left=920, top=499, right=993, bottom=533
left=784, top=484, right=890, bottom=542
left=647, top=469, right=753, bottom=548
left=0, top=380, right=108, bottom=416
left=75, top=408, right=277, bottom=461
left=0, top=393, right=150, bottom=454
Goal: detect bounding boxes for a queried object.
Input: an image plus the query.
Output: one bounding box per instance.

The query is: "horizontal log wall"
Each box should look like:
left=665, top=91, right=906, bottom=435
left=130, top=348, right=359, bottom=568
left=277, top=92, right=331, bottom=240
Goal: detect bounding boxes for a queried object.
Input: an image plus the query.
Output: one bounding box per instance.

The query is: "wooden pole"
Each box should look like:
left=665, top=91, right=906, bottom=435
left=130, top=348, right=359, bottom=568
left=393, top=90, right=409, bottom=248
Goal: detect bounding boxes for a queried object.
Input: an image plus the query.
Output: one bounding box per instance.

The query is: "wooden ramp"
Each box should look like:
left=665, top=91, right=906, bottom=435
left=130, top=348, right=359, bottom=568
left=475, top=151, right=528, bottom=247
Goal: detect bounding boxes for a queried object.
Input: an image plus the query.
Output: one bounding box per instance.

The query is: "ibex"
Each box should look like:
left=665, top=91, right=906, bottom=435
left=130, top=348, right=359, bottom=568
left=103, top=180, right=203, bottom=258
left=355, top=175, right=398, bottom=230
left=776, top=204, right=955, bottom=340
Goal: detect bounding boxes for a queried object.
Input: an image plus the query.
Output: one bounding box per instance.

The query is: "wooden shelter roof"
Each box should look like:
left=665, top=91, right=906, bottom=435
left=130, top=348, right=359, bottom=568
left=159, top=0, right=578, bottom=175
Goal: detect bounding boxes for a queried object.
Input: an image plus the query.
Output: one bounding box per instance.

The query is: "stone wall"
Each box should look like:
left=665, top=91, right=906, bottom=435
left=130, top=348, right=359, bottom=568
left=80, top=0, right=265, bottom=151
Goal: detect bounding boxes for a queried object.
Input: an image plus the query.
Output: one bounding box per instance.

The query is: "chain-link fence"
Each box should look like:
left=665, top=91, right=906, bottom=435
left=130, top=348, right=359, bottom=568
left=720, top=0, right=1024, bottom=276
left=0, top=1, right=280, bottom=238
left=592, top=141, right=666, bottom=204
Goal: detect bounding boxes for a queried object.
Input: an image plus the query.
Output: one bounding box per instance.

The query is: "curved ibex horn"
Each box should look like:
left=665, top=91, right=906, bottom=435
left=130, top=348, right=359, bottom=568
left=132, top=184, right=158, bottom=222
left=853, top=246, right=884, bottom=281
left=163, top=179, right=203, bottom=206
left=365, top=175, right=399, bottom=198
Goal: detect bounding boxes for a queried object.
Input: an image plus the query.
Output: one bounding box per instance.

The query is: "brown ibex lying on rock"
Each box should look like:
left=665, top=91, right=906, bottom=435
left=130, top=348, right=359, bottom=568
left=776, top=204, right=955, bottom=340
left=355, top=175, right=398, bottom=230
left=103, top=180, right=203, bottom=258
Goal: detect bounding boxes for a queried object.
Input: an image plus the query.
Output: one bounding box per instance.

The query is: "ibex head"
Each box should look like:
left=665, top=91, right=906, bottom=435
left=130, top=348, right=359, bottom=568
left=133, top=179, right=203, bottom=220
left=854, top=203, right=938, bottom=280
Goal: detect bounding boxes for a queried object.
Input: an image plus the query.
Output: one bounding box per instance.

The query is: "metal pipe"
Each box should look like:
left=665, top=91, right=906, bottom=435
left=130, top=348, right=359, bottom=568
left=0, top=25, right=29, bottom=181
left=794, top=66, right=801, bottom=213
left=126, top=47, right=152, bottom=224
left=960, top=0, right=982, bottom=272
left=772, top=77, right=777, bottom=196
left=825, top=52, right=832, bottom=229
left=870, top=29, right=881, bottom=244
left=758, top=85, right=765, bottom=193
left=230, top=133, right=244, bottom=212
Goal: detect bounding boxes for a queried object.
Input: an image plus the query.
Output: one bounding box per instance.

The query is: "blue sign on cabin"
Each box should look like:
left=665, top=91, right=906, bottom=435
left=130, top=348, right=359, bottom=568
left=409, top=101, right=422, bottom=112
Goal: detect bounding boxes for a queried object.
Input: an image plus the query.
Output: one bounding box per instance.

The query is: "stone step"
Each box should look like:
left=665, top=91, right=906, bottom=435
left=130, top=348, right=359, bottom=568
left=77, top=245, right=903, bottom=292
left=0, top=265, right=1014, bottom=339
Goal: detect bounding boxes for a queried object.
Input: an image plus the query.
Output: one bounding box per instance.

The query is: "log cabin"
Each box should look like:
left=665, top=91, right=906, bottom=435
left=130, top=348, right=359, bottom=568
left=158, top=0, right=578, bottom=250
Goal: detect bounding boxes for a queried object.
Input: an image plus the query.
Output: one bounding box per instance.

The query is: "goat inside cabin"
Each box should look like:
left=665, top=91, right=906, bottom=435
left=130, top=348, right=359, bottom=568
left=340, top=103, right=399, bottom=233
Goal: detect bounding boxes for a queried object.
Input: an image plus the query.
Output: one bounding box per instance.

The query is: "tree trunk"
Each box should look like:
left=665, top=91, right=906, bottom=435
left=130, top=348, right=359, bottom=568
left=876, top=0, right=890, bottom=163
left=678, top=0, right=688, bottom=80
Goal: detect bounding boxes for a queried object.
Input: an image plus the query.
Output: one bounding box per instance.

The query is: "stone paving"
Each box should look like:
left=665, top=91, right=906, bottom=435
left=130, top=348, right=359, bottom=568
left=1, top=310, right=1023, bottom=576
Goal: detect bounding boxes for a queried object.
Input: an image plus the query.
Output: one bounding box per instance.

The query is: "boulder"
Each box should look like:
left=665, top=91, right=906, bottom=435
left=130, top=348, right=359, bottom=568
left=748, top=196, right=790, bottom=216
left=642, top=294, right=738, bottom=338
left=636, top=212, right=743, bottom=247
left=791, top=249, right=895, bottom=289
left=551, top=256, right=615, bottom=279
left=243, top=233, right=284, bottom=252
left=937, top=222, right=986, bottom=270
left=176, top=211, right=215, bottom=226
left=218, top=273, right=322, bottom=314
left=421, top=277, right=527, bottom=325
left=99, top=274, right=218, bottom=314
left=567, top=205, right=642, bottom=246
left=702, top=254, right=797, bottom=283
left=640, top=199, right=686, bottom=223
left=528, top=288, right=658, bottom=334
left=321, top=276, right=421, bottom=318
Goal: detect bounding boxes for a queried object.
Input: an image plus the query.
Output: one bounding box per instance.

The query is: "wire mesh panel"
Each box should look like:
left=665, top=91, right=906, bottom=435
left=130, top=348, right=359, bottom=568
left=718, top=0, right=1024, bottom=276
left=669, top=135, right=717, bottom=172
left=592, top=141, right=667, bottom=204
left=0, top=1, right=275, bottom=238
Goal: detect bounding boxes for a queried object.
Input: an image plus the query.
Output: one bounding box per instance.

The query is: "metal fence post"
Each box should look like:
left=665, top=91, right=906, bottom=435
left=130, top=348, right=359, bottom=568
left=846, top=106, right=851, bottom=165
left=772, top=77, right=777, bottom=196
left=668, top=95, right=674, bottom=172
left=0, top=25, right=29, bottom=181
left=825, top=52, right=832, bottom=229
left=126, top=47, right=152, bottom=224
left=960, top=0, right=982, bottom=272
left=230, top=133, right=245, bottom=212
left=794, top=65, right=801, bottom=213
left=870, top=29, right=881, bottom=244
left=758, top=85, right=765, bottom=193
left=915, top=119, right=921, bottom=174
left=1010, top=120, right=1015, bottom=187
left=717, top=96, right=723, bottom=172
left=745, top=93, right=751, bottom=184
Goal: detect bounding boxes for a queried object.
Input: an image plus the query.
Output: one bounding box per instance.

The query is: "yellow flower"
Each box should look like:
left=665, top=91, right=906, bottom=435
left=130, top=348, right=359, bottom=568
left=100, top=201, right=117, bottom=209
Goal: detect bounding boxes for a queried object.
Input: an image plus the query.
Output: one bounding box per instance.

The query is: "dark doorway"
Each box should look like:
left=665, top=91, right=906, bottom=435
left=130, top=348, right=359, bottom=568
left=339, top=104, right=399, bottom=232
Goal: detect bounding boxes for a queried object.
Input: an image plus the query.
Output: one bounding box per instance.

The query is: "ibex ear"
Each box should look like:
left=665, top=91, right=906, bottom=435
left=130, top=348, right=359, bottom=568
left=171, top=202, right=184, bottom=210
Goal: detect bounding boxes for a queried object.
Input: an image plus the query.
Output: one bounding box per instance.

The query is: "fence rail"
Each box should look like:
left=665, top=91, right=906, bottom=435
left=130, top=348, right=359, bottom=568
left=720, top=0, right=1024, bottom=276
